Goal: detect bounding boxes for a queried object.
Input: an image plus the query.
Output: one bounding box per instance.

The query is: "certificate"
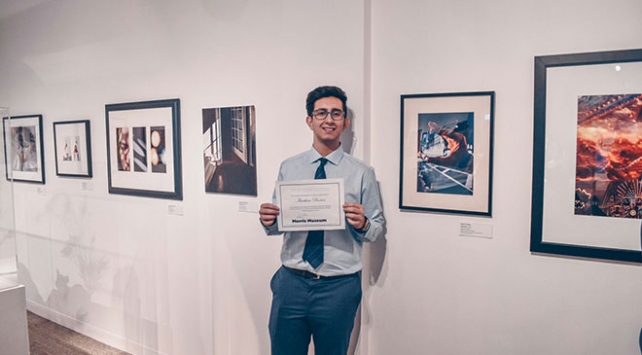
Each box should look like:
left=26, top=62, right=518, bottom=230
left=275, top=178, right=345, bottom=231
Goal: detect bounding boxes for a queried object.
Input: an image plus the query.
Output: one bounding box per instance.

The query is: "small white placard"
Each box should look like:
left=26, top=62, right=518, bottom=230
left=459, top=222, right=493, bottom=239
left=238, top=200, right=258, bottom=213
left=168, top=204, right=184, bottom=216
left=82, top=182, right=93, bottom=191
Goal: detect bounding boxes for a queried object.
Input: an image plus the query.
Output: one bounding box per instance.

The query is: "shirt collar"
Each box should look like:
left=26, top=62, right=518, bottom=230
left=308, top=145, right=344, bottom=166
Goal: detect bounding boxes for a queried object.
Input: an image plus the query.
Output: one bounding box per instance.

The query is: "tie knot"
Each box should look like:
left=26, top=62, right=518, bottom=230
left=314, top=158, right=327, bottom=180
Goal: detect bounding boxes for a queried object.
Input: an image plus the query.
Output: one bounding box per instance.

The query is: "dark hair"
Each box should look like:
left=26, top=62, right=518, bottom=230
left=305, top=86, right=348, bottom=117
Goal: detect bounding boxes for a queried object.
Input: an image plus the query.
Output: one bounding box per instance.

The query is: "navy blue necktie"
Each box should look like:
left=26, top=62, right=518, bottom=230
left=302, top=158, right=327, bottom=269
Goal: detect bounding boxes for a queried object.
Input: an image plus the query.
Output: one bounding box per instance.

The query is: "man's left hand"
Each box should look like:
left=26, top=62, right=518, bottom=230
left=343, top=202, right=367, bottom=230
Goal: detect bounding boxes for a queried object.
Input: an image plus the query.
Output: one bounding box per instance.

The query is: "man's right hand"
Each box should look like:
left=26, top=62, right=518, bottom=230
left=259, top=203, right=280, bottom=227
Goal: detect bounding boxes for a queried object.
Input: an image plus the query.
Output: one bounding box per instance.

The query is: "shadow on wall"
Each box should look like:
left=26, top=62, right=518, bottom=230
left=21, top=254, right=162, bottom=354
left=349, top=196, right=388, bottom=353
left=368, top=180, right=388, bottom=286
left=20, top=257, right=96, bottom=324
left=0, top=229, right=17, bottom=275
left=347, top=236, right=387, bottom=355
left=47, top=269, right=92, bottom=322
left=368, top=236, right=387, bottom=285
left=342, top=107, right=386, bottom=354
left=17, top=262, right=45, bottom=306
left=16, top=191, right=167, bottom=354
left=341, top=109, right=356, bottom=155
left=351, top=176, right=388, bottom=353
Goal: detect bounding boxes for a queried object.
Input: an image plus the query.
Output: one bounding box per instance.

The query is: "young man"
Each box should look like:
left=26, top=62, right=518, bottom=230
left=259, top=85, right=386, bottom=354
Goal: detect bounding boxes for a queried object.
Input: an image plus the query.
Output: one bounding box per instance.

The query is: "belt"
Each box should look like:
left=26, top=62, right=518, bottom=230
left=283, top=266, right=354, bottom=280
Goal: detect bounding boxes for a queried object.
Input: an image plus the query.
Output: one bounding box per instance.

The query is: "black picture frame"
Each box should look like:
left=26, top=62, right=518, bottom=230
left=400, top=91, right=495, bottom=216
left=531, top=48, right=642, bottom=264
left=2, top=114, right=45, bottom=184
left=53, top=120, right=92, bottom=178
left=105, top=98, right=182, bottom=200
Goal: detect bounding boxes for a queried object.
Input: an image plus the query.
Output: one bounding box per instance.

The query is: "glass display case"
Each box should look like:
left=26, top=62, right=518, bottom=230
left=0, top=108, right=16, bottom=280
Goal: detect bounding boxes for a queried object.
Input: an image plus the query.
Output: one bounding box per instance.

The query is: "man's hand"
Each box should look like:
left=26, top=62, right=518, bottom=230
left=343, top=202, right=368, bottom=231
left=259, top=203, right=280, bottom=227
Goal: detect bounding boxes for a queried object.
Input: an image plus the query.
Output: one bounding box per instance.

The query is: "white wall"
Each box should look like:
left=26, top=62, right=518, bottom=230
left=365, top=0, right=642, bottom=354
left=0, top=0, right=640, bottom=354
left=0, top=1, right=366, bottom=354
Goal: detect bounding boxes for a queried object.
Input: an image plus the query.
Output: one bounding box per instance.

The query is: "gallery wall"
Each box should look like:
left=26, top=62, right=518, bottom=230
left=0, top=0, right=640, bottom=354
left=0, top=1, right=366, bottom=354
left=365, top=0, right=642, bottom=354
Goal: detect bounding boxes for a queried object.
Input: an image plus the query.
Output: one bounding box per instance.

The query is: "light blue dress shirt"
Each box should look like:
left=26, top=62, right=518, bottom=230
left=264, top=146, right=386, bottom=276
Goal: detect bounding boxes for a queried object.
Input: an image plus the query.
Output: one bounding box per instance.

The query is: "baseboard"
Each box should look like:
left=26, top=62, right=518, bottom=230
left=26, top=300, right=164, bottom=355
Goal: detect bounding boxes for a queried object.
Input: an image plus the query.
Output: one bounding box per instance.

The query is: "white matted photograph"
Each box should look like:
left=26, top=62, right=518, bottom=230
left=400, top=92, right=495, bottom=217
left=2, top=114, right=45, bottom=184
left=105, top=98, right=182, bottom=200
left=53, top=120, right=92, bottom=178
left=531, top=48, right=642, bottom=263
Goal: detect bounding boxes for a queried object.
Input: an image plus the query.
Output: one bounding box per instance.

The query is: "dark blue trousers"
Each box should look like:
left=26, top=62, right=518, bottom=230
left=269, top=266, right=362, bottom=355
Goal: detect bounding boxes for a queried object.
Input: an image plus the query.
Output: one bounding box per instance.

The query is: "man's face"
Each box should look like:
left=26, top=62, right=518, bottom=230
left=306, top=96, right=349, bottom=148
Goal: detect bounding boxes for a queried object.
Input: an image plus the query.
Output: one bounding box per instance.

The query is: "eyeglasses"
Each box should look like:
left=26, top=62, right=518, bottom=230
left=312, top=109, right=345, bottom=121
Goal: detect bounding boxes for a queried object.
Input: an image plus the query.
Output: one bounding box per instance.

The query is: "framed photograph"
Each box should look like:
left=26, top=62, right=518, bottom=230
left=2, top=115, right=45, bottom=184
left=105, top=98, right=182, bottom=200
left=202, top=105, right=257, bottom=196
left=400, top=92, right=495, bottom=216
left=53, top=120, right=92, bottom=178
left=531, top=48, right=642, bottom=264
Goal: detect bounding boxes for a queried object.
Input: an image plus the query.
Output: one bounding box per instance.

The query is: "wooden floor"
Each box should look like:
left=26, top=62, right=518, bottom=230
left=28, top=312, right=130, bottom=355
